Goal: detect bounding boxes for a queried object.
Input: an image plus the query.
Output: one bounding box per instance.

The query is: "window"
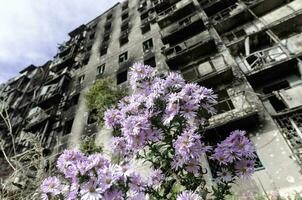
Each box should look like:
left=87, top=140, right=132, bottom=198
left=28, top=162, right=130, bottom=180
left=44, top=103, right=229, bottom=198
left=121, top=22, right=129, bottom=31
left=100, top=45, right=108, bottom=56
left=117, top=70, right=128, bottom=85
left=103, top=34, right=110, bottom=42
left=122, top=2, right=128, bottom=10
left=122, top=12, right=129, bottom=21
left=87, top=109, right=98, bottom=124
left=141, top=23, right=151, bottom=34
left=64, top=119, right=74, bottom=135
left=140, top=12, right=149, bottom=20
left=119, top=52, right=128, bottom=63
left=144, top=57, right=156, bottom=68
left=214, top=90, right=235, bottom=114
left=97, top=64, right=105, bottom=75
left=89, top=32, right=95, bottom=40
left=107, top=13, right=113, bottom=20
left=143, top=39, right=153, bottom=53
left=78, top=75, right=85, bottom=84
left=105, top=22, right=112, bottom=31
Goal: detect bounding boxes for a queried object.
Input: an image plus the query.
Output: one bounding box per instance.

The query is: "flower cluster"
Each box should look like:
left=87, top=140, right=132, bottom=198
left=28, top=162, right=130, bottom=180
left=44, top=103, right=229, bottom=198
left=211, top=130, right=256, bottom=182
left=40, top=64, right=257, bottom=200
left=104, top=63, right=217, bottom=172
left=40, top=150, right=162, bottom=200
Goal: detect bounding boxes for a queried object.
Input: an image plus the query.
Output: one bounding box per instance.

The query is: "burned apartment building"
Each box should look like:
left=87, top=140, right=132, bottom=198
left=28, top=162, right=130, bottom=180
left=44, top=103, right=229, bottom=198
left=1, top=0, right=302, bottom=195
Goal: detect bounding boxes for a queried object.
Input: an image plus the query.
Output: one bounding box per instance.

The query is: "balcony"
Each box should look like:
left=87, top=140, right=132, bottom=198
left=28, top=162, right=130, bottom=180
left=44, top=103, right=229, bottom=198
left=207, top=90, right=259, bottom=129
left=36, top=76, right=70, bottom=109
left=238, top=45, right=289, bottom=76
left=157, top=1, right=196, bottom=29
left=181, top=54, right=234, bottom=87
left=200, top=0, right=238, bottom=17
left=161, top=12, right=205, bottom=45
left=25, top=107, right=55, bottom=131
left=212, top=3, right=254, bottom=34
left=151, top=0, right=181, bottom=13
left=162, top=31, right=217, bottom=69
left=50, top=46, right=77, bottom=72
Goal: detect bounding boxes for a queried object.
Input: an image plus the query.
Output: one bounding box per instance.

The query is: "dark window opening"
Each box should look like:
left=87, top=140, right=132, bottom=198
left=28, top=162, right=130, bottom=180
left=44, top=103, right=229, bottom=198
left=82, top=56, right=90, bottom=65
left=268, top=95, right=287, bottom=112
left=105, top=23, right=112, bottom=31
left=122, top=2, right=128, bottom=10
left=141, top=23, right=151, bottom=34
left=214, top=90, right=235, bottom=114
left=119, top=52, right=128, bottom=63
left=107, top=13, right=113, bottom=20
left=63, top=119, right=74, bottom=135
left=87, top=109, right=98, bottom=124
left=122, top=12, right=129, bottom=20
left=104, top=34, right=110, bottom=42
left=144, top=57, right=156, bottom=68
left=263, top=81, right=290, bottom=94
left=143, top=38, right=153, bottom=53
left=121, top=23, right=129, bottom=31
left=97, top=64, right=105, bottom=75
left=140, top=12, right=149, bottom=20
left=100, top=46, right=108, bottom=56
left=78, top=75, right=85, bottom=84
left=70, top=94, right=80, bottom=107
left=89, top=32, right=95, bottom=40
left=117, top=70, right=128, bottom=85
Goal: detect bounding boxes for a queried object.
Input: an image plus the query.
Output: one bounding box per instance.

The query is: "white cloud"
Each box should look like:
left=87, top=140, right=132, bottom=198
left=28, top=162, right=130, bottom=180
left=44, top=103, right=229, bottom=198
left=0, top=0, right=119, bottom=83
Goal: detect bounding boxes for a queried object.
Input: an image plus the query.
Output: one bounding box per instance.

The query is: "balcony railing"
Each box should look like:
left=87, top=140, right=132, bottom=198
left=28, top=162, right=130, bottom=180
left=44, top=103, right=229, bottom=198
left=239, top=46, right=288, bottom=75
left=207, top=91, right=259, bottom=128
left=157, top=1, right=195, bottom=28
left=161, top=12, right=205, bottom=44
left=162, top=31, right=217, bottom=68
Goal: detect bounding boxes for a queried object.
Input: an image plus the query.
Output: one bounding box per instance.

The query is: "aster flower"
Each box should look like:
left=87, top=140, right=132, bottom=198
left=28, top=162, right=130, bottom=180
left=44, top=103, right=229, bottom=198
left=148, top=169, right=164, bottom=189
left=235, top=159, right=255, bottom=179
left=177, top=191, right=201, bottom=200
left=104, top=109, right=122, bottom=129
left=185, top=159, right=200, bottom=174
left=56, top=150, right=85, bottom=175
left=103, top=188, right=123, bottom=200
left=129, top=173, right=146, bottom=192
left=216, top=168, right=233, bottom=183
left=80, top=181, right=102, bottom=200
left=40, top=176, right=62, bottom=197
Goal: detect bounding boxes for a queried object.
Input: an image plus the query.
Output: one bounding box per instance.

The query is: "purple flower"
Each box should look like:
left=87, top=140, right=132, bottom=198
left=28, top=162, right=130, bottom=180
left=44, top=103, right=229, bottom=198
left=87, top=154, right=110, bottom=170
left=211, top=130, right=256, bottom=166
left=235, top=159, right=255, bottom=179
left=177, top=191, right=201, bottom=200
left=56, top=150, right=85, bottom=175
left=104, top=109, right=122, bottom=129
left=216, top=168, right=233, bottom=183
left=174, top=129, right=208, bottom=164
left=148, top=169, right=164, bottom=189
left=80, top=181, right=102, bottom=200
left=129, top=173, right=146, bottom=192
left=40, top=176, right=62, bottom=197
left=185, top=159, right=200, bottom=174
left=165, top=72, right=186, bottom=90
left=103, top=188, right=123, bottom=200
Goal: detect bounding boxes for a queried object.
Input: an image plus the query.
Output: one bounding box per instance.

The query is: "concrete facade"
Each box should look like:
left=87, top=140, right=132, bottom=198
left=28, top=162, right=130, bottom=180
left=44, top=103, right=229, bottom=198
left=1, top=0, right=302, bottom=196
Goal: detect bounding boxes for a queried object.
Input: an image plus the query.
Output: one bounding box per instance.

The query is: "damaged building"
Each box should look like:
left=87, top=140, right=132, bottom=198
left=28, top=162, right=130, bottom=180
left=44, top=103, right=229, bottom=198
left=0, top=0, right=302, bottom=195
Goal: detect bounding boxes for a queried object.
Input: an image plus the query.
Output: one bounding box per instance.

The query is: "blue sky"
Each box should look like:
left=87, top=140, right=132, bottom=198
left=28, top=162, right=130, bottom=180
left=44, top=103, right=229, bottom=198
left=0, top=0, right=119, bottom=83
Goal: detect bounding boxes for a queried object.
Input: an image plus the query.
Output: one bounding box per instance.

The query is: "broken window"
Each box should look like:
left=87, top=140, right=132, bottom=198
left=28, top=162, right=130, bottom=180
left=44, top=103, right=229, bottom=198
left=117, top=70, right=128, bottom=85
left=122, top=12, right=129, bottom=21
left=78, top=75, right=85, bottom=84
left=214, top=90, right=235, bottom=114
left=141, top=23, right=151, bottom=34
left=144, top=56, right=156, bottom=68
left=63, top=119, right=74, bottom=135
left=119, top=52, right=128, bottom=63
left=143, top=38, right=154, bottom=53
left=100, top=45, right=108, bottom=56
left=97, top=64, right=105, bottom=75
left=107, top=13, right=113, bottom=20
left=87, top=109, right=98, bottom=124
left=122, top=2, right=128, bottom=10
